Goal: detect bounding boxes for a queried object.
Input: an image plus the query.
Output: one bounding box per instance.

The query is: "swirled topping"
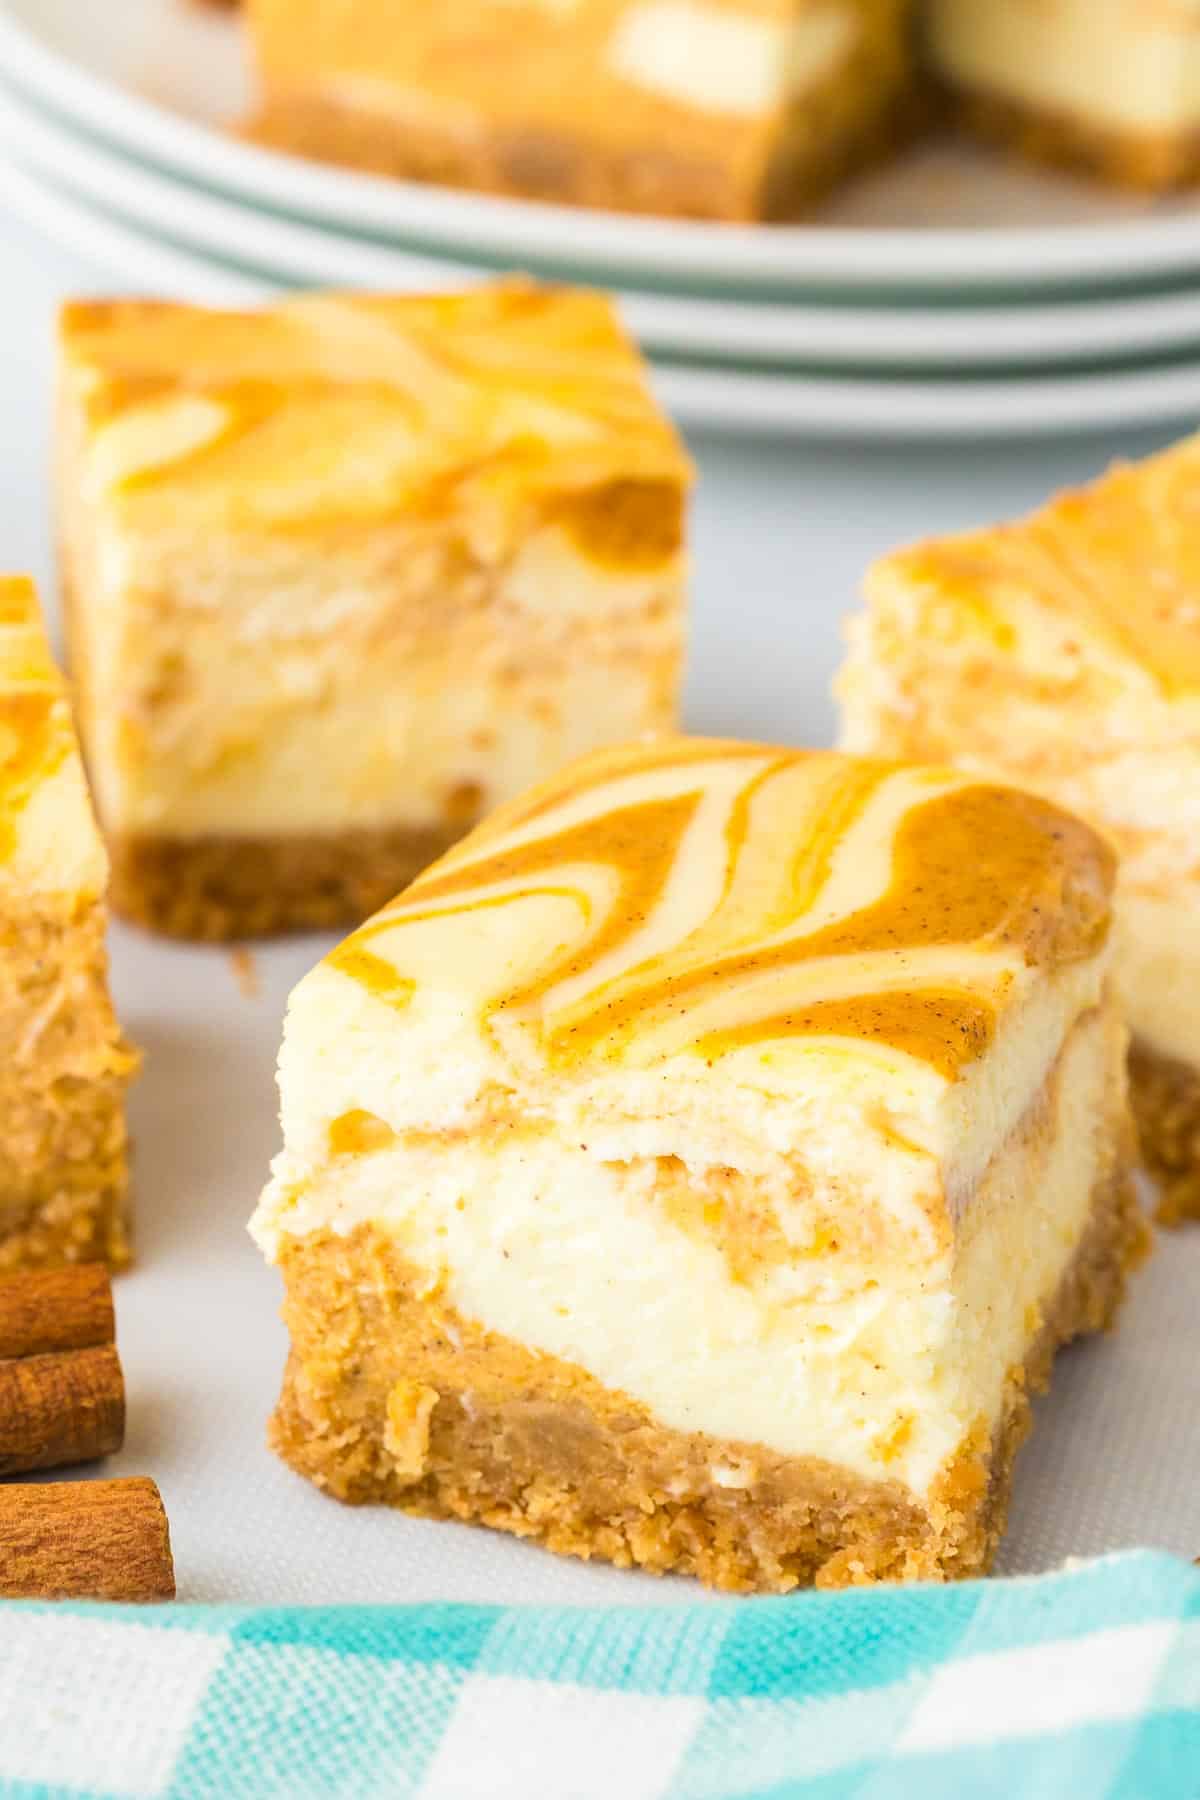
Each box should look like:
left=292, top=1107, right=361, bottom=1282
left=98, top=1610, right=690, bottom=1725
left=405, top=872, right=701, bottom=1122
left=59, top=286, right=690, bottom=561
left=0, top=578, right=77, bottom=867
left=327, top=738, right=1114, bottom=1080
left=885, top=435, right=1200, bottom=699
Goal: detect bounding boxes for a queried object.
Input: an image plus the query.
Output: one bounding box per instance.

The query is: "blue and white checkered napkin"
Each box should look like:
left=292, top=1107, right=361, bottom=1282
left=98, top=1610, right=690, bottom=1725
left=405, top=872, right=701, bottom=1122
left=1, top=1549, right=1196, bottom=1799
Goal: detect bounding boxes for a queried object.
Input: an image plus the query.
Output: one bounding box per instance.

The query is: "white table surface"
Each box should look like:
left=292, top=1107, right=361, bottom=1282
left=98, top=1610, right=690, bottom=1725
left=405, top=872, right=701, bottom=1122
left=4, top=211, right=1198, bottom=1606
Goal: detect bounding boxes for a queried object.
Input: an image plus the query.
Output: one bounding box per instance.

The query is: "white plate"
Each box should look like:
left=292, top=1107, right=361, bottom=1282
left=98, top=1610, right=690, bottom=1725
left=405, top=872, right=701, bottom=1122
left=11, top=79, right=1200, bottom=374
left=6, top=0, right=1200, bottom=295
left=13, top=149, right=1200, bottom=442
left=0, top=151, right=270, bottom=306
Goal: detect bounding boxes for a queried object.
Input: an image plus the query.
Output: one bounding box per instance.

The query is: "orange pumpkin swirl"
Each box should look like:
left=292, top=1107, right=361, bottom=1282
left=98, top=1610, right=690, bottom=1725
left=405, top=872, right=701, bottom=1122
left=0, top=580, right=87, bottom=874
left=62, top=287, right=689, bottom=555
left=335, top=739, right=1115, bottom=1080
left=887, top=435, right=1200, bottom=701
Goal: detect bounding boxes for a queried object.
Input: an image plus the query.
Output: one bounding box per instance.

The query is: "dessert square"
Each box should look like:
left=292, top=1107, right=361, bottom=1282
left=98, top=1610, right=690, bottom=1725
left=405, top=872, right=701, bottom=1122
left=57, top=286, right=689, bottom=941
left=925, top=0, right=1200, bottom=190
left=251, top=737, right=1144, bottom=1591
left=838, top=435, right=1200, bottom=1222
left=242, top=0, right=915, bottom=221
left=0, top=577, right=136, bottom=1271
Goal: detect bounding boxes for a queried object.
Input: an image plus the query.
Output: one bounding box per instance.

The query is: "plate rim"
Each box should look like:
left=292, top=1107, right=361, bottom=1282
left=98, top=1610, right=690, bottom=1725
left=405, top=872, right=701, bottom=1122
left=11, top=80, right=1200, bottom=372
left=7, top=0, right=1200, bottom=294
left=11, top=147, right=1200, bottom=442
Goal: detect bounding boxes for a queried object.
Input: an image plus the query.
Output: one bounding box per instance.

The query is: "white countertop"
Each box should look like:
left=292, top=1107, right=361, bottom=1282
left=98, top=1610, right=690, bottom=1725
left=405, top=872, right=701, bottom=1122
left=5, top=210, right=1199, bottom=1606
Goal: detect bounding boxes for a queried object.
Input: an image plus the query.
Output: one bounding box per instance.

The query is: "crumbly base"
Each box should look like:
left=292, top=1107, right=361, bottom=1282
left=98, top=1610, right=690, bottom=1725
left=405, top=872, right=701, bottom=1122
left=0, top=1127, right=132, bottom=1274
left=244, top=4, right=914, bottom=223
left=106, top=824, right=459, bottom=941
left=0, top=903, right=137, bottom=1272
left=951, top=86, right=1200, bottom=191
left=268, top=1160, right=1146, bottom=1593
left=1130, top=1043, right=1200, bottom=1225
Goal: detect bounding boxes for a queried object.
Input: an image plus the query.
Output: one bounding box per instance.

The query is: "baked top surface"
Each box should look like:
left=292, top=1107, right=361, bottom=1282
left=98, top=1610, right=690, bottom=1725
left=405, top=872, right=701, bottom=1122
left=321, top=736, right=1114, bottom=1083
left=875, top=435, right=1200, bottom=699
left=0, top=577, right=105, bottom=897
left=245, top=0, right=880, bottom=136
left=58, top=286, right=690, bottom=538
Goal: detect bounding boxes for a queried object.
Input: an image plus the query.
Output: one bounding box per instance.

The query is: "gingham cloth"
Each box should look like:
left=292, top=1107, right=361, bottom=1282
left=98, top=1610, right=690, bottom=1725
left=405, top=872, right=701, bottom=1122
left=1, top=1550, right=1197, bottom=1799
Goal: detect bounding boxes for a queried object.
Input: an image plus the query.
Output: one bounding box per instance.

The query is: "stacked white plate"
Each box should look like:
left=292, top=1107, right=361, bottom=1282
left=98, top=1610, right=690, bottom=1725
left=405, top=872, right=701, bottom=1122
left=6, top=0, right=1200, bottom=437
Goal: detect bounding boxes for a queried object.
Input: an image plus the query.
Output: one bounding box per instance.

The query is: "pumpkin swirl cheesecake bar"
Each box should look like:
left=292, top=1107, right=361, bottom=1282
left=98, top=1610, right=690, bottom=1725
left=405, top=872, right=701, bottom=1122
left=839, top=435, right=1200, bottom=1222
left=243, top=0, right=914, bottom=222
left=0, top=578, right=136, bottom=1271
left=56, top=285, right=689, bottom=939
left=251, top=737, right=1145, bottom=1592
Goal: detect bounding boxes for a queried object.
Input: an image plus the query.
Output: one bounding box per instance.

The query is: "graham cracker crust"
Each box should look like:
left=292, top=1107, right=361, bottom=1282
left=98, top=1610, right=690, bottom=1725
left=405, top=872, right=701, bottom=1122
left=106, top=823, right=460, bottom=942
left=0, top=1122, right=131, bottom=1274
left=247, top=87, right=916, bottom=225
left=0, top=904, right=137, bottom=1273
left=1130, top=1043, right=1200, bottom=1225
left=268, top=1161, right=1146, bottom=1593
left=951, top=87, right=1200, bottom=191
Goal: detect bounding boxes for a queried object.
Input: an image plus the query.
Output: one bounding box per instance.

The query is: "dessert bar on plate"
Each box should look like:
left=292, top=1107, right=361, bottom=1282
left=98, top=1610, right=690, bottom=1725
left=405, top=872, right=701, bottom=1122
left=237, top=0, right=1200, bottom=207
left=242, top=0, right=914, bottom=221
left=838, top=433, right=1200, bottom=1222
left=251, top=737, right=1145, bottom=1591
left=56, top=284, right=689, bottom=940
left=925, top=0, right=1200, bottom=191
left=0, top=577, right=135, bottom=1271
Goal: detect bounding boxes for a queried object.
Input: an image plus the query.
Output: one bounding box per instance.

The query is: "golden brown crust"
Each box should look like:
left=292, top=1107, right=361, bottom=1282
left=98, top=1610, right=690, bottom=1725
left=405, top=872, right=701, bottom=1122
left=106, top=824, right=462, bottom=942
left=1130, top=1042, right=1200, bottom=1225
left=245, top=85, right=917, bottom=224
left=267, top=1158, right=1146, bottom=1593
left=0, top=902, right=137, bottom=1273
left=950, top=85, right=1200, bottom=192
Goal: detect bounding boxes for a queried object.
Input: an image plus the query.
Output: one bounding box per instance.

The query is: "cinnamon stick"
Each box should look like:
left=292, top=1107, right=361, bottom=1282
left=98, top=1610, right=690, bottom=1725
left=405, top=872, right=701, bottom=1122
left=0, top=1347, right=124, bottom=1475
left=0, top=1266, right=124, bottom=1475
left=0, top=1478, right=175, bottom=1601
left=0, top=1266, right=114, bottom=1361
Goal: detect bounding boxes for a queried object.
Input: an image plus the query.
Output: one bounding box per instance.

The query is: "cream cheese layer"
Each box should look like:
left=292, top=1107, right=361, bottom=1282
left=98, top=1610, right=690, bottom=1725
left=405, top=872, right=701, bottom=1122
left=609, top=3, right=857, bottom=118
left=255, top=739, right=1115, bottom=1238
left=72, top=529, right=680, bottom=839
left=927, top=0, right=1200, bottom=134
left=256, top=997, right=1123, bottom=1497
left=1114, top=894, right=1200, bottom=1069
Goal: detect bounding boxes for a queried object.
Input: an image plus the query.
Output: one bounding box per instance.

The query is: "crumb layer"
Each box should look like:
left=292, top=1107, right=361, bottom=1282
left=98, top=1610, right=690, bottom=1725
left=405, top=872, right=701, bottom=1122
left=106, top=825, right=460, bottom=941
left=1130, top=1042, right=1200, bottom=1225
left=951, top=86, right=1200, bottom=190
left=268, top=1156, right=1146, bottom=1593
left=0, top=904, right=137, bottom=1272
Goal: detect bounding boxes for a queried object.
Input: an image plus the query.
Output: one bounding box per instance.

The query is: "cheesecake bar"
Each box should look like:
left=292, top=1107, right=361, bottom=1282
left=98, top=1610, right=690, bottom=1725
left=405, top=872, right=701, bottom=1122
left=0, top=578, right=136, bottom=1271
left=924, top=0, right=1200, bottom=190
left=242, top=0, right=914, bottom=221
left=838, top=436, right=1200, bottom=1221
left=251, top=737, right=1144, bottom=1591
left=57, top=286, right=688, bottom=940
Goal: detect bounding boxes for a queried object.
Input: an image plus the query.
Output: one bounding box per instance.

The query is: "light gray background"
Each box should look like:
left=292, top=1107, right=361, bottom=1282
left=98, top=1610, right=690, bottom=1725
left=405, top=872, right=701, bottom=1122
left=4, top=218, right=1197, bottom=1602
